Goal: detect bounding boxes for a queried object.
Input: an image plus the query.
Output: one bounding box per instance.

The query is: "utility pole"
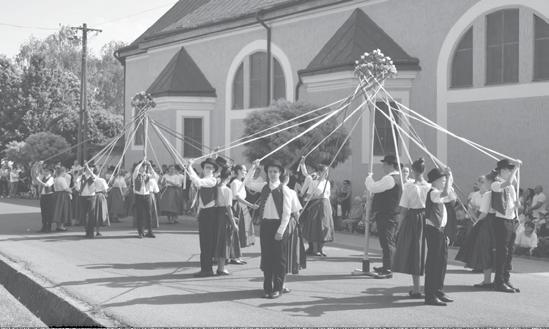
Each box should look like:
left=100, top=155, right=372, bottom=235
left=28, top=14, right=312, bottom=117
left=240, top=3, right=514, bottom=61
left=72, top=23, right=102, bottom=164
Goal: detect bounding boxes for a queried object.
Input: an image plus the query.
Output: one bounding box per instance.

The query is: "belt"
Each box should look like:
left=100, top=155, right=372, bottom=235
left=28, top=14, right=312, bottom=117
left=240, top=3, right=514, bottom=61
left=262, top=218, right=280, bottom=221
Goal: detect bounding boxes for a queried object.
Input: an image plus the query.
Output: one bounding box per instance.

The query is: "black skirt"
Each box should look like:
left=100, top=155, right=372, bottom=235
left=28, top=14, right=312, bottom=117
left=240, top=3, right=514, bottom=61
left=301, top=198, right=334, bottom=243
left=233, top=200, right=255, bottom=248
left=392, top=208, right=426, bottom=276
left=286, top=215, right=307, bottom=274
left=455, top=214, right=495, bottom=270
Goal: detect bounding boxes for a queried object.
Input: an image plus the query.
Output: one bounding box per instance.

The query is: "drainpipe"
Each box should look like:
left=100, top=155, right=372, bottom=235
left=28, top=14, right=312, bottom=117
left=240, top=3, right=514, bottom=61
left=256, top=12, right=271, bottom=106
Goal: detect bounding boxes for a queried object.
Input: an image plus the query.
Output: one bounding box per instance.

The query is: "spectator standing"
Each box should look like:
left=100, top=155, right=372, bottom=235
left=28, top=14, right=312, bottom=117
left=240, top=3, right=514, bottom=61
left=0, top=161, right=9, bottom=198
left=9, top=164, right=21, bottom=198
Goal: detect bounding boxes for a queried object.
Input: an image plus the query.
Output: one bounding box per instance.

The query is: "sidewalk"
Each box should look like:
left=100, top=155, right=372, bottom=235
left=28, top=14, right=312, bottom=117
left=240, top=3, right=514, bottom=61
left=0, top=285, right=45, bottom=327
left=0, top=199, right=548, bottom=327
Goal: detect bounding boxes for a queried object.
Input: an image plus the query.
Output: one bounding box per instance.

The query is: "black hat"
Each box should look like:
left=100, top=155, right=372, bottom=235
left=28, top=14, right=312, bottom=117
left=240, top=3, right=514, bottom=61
left=215, top=156, right=228, bottom=168
left=427, top=168, right=445, bottom=183
left=495, top=159, right=515, bottom=171
left=381, top=154, right=398, bottom=166
left=200, top=158, right=219, bottom=171
left=263, top=158, right=285, bottom=175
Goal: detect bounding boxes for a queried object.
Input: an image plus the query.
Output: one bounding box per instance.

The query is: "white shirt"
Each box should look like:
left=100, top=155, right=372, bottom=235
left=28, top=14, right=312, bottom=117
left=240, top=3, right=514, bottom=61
left=479, top=191, right=495, bottom=214
left=163, top=173, right=184, bottom=187
left=288, top=188, right=302, bottom=214
left=491, top=181, right=517, bottom=220
left=259, top=180, right=292, bottom=236
left=79, top=176, right=97, bottom=197
left=245, top=174, right=266, bottom=194
left=54, top=176, right=70, bottom=192
left=111, top=176, right=127, bottom=189
left=426, top=189, right=454, bottom=228
left=301, top=175, right=330, bottom=199
left=515, top=231, right=538, bottom=249
left=399, top=180, right=431, bottom=209
left=365, top=171, right=399, bottom=194
left=532, top=192, right=547, bottom=218
left=217, top=185, right=233, bottom=207
left=230, top=179, right=247, bottom=201
left=9, top=169, right=20, bottom=182
left=95, top=177, right=109, bottom=193
left=187, top=167, right=217, bottom=209
left=40, top=176, right=54, bottom=195
left=132, top=163, right=158, bottom=195
left=469, top=191, right=483, bottom=211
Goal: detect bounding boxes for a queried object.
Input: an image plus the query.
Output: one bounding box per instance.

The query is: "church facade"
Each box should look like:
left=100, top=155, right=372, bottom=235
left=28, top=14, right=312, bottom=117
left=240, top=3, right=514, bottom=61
left=117, top=0, right=549, bottom=197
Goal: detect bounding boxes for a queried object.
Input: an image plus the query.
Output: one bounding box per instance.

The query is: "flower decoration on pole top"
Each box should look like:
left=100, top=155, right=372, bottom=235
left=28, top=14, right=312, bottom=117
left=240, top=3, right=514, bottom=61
left=354, top=49, right=397, bottom=92
left=131, top=91, right=156, bottom=113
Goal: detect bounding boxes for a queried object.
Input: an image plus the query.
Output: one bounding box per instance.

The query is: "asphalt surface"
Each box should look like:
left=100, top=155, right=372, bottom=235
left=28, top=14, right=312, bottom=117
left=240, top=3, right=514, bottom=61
left=0, top=198, right=548, bottom=327
left=0, top=284, right=46, bottom=327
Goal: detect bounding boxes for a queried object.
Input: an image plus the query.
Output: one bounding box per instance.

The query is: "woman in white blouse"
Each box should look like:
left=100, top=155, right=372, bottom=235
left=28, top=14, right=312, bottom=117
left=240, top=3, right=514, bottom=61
left=108, top=169, right=127, bottom=222
left=299, top=159, right=334, bottom=257
left=159, top=165, right=184, bottom=224
left=52, top=166, right=71, bottom=231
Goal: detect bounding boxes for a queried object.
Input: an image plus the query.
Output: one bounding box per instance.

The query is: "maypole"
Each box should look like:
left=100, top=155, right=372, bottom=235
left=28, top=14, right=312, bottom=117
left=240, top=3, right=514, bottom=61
left=351, top=50, right=397, bottom=276
left=130, top=92, right=156, bottom=162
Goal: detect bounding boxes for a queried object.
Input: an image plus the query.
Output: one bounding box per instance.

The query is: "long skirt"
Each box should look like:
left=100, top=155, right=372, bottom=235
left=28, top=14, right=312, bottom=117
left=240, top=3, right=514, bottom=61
left=95, top=192, right=110, bottom=226
left=392, top=208, right=426, bottom=276
left=286, top=216, right=307, bottom=274
left=233, top=200, right=255, bottom=247
left=301, top=198, right=334, bottom=243
left=108, top=187, right=126, bottom=218
left=53, top=191, right=72, bottom=224
left=214, top=207, right=232, bottom=259
left=159, top=186, right=183, bottom=215
left=131, top=193, right=159, bottom=229
left=455, top=214, right=495, bottom=270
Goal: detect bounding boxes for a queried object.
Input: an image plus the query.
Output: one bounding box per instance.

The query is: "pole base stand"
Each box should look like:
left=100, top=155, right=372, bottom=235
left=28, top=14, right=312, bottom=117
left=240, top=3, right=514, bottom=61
left=351, top=260, right=378, bottom=276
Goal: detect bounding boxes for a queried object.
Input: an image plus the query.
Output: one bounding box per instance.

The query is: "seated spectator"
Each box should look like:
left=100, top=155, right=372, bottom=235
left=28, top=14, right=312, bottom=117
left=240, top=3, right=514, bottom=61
left=342, top=196, right=365, bottom=232
left=336, top=180, right=352, bottom=218
left=515, top=221, right=538, bottom=256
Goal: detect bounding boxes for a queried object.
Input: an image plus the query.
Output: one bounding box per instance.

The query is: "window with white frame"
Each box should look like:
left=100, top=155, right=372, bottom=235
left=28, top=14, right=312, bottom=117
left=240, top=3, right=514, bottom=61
left=373, top=101, right=399, bottom=157
left=232, top=51, right=286, bottom=110
left=486, top=9, right=519, bottom=85
left=451, top=27, right=473, bottom=88
left=182, top=117, right=203, bottom=158
left=534, top=15, right=549, bottom=81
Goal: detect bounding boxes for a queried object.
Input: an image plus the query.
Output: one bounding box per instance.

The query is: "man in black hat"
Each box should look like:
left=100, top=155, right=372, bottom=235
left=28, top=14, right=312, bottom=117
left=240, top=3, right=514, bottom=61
left=491, top=158, right=522, bottom=293
left=365, top=154, right=402, bottom=278
left=186, top=157, right=219, bottom=277
left=247, top=158, right=292, bottom=299
left=424, top=167, right=456, bottom=306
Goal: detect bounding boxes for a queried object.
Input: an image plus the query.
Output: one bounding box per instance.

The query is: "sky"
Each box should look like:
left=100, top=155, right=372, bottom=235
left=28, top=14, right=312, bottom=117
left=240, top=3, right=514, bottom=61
left=0, top=0, right=179, bottom=58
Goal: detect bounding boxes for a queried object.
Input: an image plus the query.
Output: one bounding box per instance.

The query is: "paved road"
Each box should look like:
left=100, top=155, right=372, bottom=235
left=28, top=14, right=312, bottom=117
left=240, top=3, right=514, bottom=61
left=0, top=284, right=46, bottom=327
left=0, top=199, right=548, bottom=327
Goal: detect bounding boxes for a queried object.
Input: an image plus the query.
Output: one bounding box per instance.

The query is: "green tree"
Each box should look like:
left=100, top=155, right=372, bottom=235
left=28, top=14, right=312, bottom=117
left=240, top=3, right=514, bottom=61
left=23, top=132, right=71, bottom=164
left=3, top=141, right=29, bottom=165
left=242, top=100, right=352, bottom=168
left=0, top=56, right=23, bottom=149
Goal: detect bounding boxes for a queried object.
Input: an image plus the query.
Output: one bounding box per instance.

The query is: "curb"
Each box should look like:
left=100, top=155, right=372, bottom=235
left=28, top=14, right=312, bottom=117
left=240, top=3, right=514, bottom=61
left=0, top=252, right=122, bottom=328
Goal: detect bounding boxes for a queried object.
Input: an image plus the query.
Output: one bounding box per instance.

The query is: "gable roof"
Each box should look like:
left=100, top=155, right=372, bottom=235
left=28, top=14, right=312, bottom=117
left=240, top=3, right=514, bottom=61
left=299, top=9, right=420, bottom=76
left=146, top=47, right=216, bottom=98
left=120, top=0, right=313, bottom=56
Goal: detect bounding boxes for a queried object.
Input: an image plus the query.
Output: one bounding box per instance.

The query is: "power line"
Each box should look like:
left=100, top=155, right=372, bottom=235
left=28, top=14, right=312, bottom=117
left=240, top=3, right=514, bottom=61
left=0, top=22, right=58, bottom=31
left=95, top=1, right=178, bottom=26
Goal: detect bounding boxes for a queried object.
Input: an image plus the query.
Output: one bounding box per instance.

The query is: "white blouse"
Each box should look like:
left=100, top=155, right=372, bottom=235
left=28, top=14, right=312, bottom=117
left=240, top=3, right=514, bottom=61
left=111, top=176, right=127, bottom=189
left=399, top=181, right=432, bottom=209
left=54, top=176, right=70, bottom=192
left=302, top=175, right=330, bottom=199
left=230, top=179, right=247, bottom=201
left=163, top=173, right=184, bottom=187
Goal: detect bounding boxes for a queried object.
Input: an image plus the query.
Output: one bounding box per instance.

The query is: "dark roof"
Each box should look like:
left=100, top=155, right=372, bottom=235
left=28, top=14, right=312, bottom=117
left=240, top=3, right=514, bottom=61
left=146, top=47, right=216, bottom=98
left=121, top=0, right=312, bottom=55
left=299, top=9, right=420, bottom=76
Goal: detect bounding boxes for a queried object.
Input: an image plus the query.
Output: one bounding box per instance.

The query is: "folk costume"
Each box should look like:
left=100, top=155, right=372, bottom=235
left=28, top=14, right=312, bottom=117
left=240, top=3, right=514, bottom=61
left=132, top=162, right=157, bottom=238
left=424, top=168, right=455, bottom=306
left=365, top=155, right=402, bottom=274
left=52, top=173, right=71, bottom=230
left=214, top=181, right=234, bottom=262
left=108, top=175, right=127, bottom=221
left=159, top=172, right=184, bottom=222
left=286, top=187, right=306, bottom=274
left=76, top=170, right=98, bottom=239
left=94, top=177, right=110, bottom=235
left=188, top=158, right=219, bottom=277
left=37, top=172, right=55, bottom=232
left=247, top=159, right=292, bottom=298
left=392, top=180, right=431, bottom=276
left=231, top=177, right=255, bottom=248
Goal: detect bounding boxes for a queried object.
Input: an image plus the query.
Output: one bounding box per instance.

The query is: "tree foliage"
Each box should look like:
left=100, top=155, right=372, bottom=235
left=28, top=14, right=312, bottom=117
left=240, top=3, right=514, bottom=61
left=243, top=100, right=352, bottom=169
left=23, top=132, right=70, bottom=163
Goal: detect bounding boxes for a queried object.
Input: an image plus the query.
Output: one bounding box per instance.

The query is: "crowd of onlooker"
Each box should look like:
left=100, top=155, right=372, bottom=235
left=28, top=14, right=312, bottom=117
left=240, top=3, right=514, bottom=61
left=0, top=160, right=35, bottom=199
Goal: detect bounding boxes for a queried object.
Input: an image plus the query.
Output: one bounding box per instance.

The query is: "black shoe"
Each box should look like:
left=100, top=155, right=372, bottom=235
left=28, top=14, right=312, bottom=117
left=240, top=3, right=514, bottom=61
left=84, top=234, right=94, bottom=239
left=373, top=266, right=386, bottom=273
left=216, top=270, right=230, bottom=276
left=320, top=251, right=327, bottom=257
left=471, top=268, right=483, bottom=273
left=282, top=287, right=291, bottom=294
left=193, top=271, right=215, bottom=278
left=313, top=252, right=322, bottom=256
left=95, top=232, right=102, bottom=237
left=270, top=291, right=281, bottom=299
left=425, top=297, right=447, bottom=306
left=56, top=227, right=68, bottom=232
left=437, top=294, right=454, bottom=303
left=494, top=283, right=515, bottom=293
left=409, top=291, right=424, bottom=299
left=375, top=273, right=393, bottom=279
left=305, top=249, right=314, bottom=256
left=262, top=291, right=271, bottom=298
left=146, top=232, right=156, bottom=238
left=505, top=282, right=520, bottom=293
left=230, top=259, right=246, bottom=265
left=137, top=233, right=144, bottom=239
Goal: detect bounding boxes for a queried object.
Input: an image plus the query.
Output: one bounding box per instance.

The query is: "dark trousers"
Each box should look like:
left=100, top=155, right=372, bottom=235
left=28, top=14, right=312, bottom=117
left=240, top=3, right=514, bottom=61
left=198, top=207, right=217, bottom=273
left=40, top=194, right=54, bottom=230
left=260, top=219, right=288, bottom=293
left=493, top=217, right=517, bottom=285
left=81, top=196, right=97, bottom=237
left=424, top=225, right=448, bottom=300
left=135, top=194, right=153, bottom=235
left=341, top=198, right=351, bottom=218
left=0, top=178, right=8, bottom=197
left=376, top=214, right=398, bottom=269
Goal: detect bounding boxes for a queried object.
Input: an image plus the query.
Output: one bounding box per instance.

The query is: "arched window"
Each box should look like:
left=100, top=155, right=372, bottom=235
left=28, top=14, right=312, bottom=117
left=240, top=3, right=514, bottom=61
left=534, top=15, right=549, bottom=81
left=450, top=27, right=473, bottom=88
left=231, top=51, right=286, bottom=110
left=486, top=9, right=519, bottom=85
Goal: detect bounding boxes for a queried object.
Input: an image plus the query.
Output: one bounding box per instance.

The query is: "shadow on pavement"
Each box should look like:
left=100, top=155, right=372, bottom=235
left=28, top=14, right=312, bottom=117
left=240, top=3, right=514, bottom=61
left=102, top=288, right=262, bottom=308
left=84, top=261, right=201, bottom=270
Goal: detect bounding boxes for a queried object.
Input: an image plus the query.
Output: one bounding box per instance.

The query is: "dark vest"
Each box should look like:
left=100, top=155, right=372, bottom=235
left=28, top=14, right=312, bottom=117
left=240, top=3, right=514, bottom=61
left=41, top=176, right=54, bottom=195
left=425, top=189, right=444, bottom=229
left=257, top=184, right=284, bottom=220
left=199, top=186, right=218, bottom=206
left=491, top=185, right=513, bottom=216
left=372, top=174, right=401, bottom=216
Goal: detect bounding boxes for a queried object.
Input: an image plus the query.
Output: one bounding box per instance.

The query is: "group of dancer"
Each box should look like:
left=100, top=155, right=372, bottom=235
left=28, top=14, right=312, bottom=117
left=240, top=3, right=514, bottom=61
left=366, top=155, right=522, bottom=306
